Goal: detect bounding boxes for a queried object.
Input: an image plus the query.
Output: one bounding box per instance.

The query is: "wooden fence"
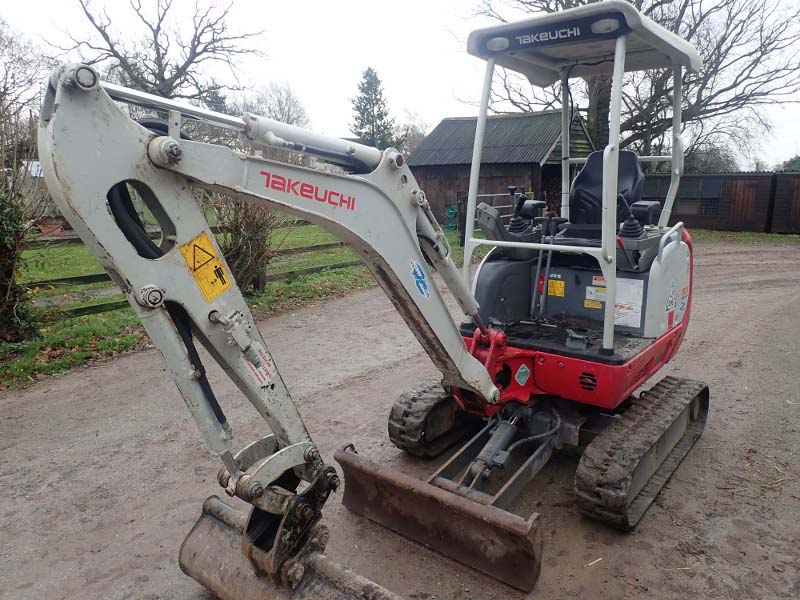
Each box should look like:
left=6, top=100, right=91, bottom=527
left=637, top=171, right=800, bottom=233
left=26, top=240, right=363, bottom=320
left=454, top=172, right=800, bottom=236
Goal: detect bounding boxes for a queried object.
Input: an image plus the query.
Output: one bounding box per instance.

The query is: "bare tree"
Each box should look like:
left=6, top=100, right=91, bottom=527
left=64, top=0, right=262, bottom=102
left=213, top=84, right=311, bottom=293
left=245, top=83, right=309, bottom=128
left=64, top=2, right=303, bottom=295
left=683, top=141, right=739, bottom=173
left=477, top=0, right=800, bottom=157
left=751, top=158, right=771, bottom=172
left=394, top=112, right=429, bottom=157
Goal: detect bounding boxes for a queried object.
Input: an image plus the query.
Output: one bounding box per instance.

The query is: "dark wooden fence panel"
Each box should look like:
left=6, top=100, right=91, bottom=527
left=642, top=173, right=774, bottom=232
left=771, top=173, right=800, bottom=234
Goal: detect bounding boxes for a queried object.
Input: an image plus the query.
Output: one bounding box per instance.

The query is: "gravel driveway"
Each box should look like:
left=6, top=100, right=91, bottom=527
left=1, top=240, right=798, bottom=600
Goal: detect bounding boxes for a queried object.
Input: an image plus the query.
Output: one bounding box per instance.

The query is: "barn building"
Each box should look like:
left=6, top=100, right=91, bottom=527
left=408, top=110, right=595, bottom=219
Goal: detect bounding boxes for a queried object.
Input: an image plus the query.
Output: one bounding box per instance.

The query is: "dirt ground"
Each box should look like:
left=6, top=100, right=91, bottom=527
left=2, top=240, right=799, bottom=600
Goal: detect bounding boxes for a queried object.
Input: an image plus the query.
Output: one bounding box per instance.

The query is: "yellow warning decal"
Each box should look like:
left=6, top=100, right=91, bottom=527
left=547, top=279, right=565, bottom=297
left=584, top=299, right=603, bottom=309
left=179, top=231, right=231, bottom=302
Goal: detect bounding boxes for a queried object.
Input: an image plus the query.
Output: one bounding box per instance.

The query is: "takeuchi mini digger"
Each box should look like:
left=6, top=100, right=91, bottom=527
left=37, top=2, right=709, bottom=598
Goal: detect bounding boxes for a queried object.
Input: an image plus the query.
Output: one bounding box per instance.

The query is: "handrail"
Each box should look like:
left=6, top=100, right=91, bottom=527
left=568, top=155, right=671, bottom=164
left=468, top=237, right=604, bottom=256
left=657, top=221, right=684, bottom=263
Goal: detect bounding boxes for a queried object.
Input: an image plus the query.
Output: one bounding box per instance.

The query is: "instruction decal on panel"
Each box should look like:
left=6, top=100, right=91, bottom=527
left=587, top=276, right=643, bottom=328
left=242, top=341, right=276, bottom=389
left=180, top=231, right=232, bottom=302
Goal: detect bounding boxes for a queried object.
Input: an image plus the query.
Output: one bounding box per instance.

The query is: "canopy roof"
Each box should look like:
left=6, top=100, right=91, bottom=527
left=467, top=1, right=701, bottom=87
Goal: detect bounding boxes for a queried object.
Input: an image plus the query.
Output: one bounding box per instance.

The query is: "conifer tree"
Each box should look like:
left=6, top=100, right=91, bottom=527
left=350, top=68, right=400, bottom=150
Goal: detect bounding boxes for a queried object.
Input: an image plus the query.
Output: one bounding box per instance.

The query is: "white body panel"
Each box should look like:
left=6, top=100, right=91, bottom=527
left=644, top=238, right=691, bottom=339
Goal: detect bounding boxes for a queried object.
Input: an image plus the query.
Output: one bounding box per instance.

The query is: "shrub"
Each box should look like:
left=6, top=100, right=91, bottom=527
left=0, top=186, right=37, bottom=342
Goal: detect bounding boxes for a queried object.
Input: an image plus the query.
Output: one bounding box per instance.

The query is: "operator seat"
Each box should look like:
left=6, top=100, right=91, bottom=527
left=569, top=150, right=644, bottom=225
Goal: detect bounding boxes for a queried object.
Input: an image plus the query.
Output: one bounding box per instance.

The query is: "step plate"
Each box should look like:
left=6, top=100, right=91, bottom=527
left=334, top=447, right=542, bottom=591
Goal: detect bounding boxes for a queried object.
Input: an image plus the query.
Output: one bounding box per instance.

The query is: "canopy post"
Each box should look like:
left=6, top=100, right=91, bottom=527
left=658, top=65, right=683, bottom=227
left=560, top=71, right=570, bottom=219
left=600, top=34, right=627, bottom=352
left=463, top=58, right=496, bottom=284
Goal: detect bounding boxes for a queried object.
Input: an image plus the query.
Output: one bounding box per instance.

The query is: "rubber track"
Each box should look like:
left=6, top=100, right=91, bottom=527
left=388, top=382, right=469, bottom=458
left=574, top=376, right=709, bottom=530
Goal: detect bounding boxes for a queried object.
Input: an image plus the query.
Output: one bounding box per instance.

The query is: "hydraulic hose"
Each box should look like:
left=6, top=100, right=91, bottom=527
left=506, top=409, right=561, bottom=453
left=106, top=119, right=227, bottom=427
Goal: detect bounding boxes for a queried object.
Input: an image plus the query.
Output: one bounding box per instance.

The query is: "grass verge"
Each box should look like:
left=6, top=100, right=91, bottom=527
left=689, top=229, right=800, bottom=244
left=1, top=265, right=374, bottom=389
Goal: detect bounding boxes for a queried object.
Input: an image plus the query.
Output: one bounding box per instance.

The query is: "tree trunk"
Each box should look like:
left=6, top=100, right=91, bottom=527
left=584, top=75, right=612, bottom=149
left=254, top=270, right=266, bottom=293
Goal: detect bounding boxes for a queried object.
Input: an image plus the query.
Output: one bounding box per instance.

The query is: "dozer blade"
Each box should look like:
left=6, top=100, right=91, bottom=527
left=334, top=446, right=543, bottom=591
left=180, top=496, right=404, bottom=600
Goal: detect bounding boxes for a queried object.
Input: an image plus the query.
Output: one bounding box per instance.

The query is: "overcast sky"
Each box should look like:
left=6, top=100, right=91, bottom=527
left=5, top=0, right=800, bottom=168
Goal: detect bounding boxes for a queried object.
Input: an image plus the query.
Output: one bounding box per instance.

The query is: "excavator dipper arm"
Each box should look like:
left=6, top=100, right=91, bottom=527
left=37, top=64, right=499, bottom=597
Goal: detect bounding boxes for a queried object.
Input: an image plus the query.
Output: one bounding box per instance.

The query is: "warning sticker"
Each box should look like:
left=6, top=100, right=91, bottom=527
left=179, top=231, right=232, bottom=302
left=547, top=279, right=565, bottom=297
left=592, top=275, right=606, bottom=286
left=665, top=280, right=677, bottom=312
left=582, top=278, right=644, bottom=327
left=615, top=278, right=644, bottom=328
left=585, top=285, right=606, bottom=302
left=242, top=341, right=276, bottom=389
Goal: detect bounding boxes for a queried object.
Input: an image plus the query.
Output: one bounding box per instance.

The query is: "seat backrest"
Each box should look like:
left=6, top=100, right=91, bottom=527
left=569, top=150, right=644, bottom=224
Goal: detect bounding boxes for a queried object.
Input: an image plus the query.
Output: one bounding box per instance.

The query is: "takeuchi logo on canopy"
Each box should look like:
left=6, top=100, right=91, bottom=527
left=516, top=27, right=581, bottom=45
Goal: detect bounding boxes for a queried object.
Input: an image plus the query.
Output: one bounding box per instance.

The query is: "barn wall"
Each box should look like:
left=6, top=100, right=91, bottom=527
left=411, top=163, right=540, bottom=220
left=770, top=173, right=800, bottom=234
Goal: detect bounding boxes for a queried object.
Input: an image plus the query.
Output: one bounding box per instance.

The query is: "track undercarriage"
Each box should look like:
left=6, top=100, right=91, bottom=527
left=336, top=375, right=709, bottom=591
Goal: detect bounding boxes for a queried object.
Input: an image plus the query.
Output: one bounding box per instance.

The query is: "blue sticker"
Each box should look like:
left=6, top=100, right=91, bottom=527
left=411, top=260, right=431, bottom=299
left=515, top=364, right=531, bottom=386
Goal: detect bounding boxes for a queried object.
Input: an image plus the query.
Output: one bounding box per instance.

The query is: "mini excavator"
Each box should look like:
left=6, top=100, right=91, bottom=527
left=38, top=2, right=709, bottom=598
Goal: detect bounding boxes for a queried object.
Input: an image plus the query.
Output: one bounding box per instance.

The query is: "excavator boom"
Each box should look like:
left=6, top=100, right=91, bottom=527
left=37, top=63, right=508, bottom=598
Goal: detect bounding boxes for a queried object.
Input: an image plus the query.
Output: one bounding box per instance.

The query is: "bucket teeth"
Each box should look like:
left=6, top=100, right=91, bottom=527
left=334, top=446, right=543, bottom=591
left=179, top=496, right=403, bottom=600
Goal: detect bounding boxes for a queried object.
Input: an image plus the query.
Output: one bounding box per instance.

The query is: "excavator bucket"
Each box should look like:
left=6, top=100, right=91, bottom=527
left=334, top=447, right=543, bottom=591
left=179, top=496, right=404, bottom=600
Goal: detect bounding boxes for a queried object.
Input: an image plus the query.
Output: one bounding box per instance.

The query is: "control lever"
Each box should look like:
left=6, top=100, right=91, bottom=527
left=506, top=186, right=531, bottom=234
left=530, top=216, right=551, bottom=317
left=520, top=200, right=546, bottom=219
left=539, top=217, right=568, bottom=318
